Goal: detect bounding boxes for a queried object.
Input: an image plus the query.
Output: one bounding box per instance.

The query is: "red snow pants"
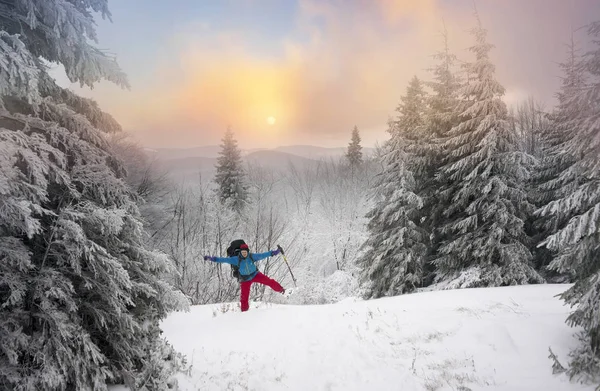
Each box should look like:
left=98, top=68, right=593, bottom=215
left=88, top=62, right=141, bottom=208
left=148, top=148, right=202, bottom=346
left=240, top=272, right=284, bottom=312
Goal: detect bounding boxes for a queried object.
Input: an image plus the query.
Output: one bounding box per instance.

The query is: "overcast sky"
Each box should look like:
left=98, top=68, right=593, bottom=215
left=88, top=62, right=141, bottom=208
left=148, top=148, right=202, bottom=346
left=52, top=0, right=600, bottom=149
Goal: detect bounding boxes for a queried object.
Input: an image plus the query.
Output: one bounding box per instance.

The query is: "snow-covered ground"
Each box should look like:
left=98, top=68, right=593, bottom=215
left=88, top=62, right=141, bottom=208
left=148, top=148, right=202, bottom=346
left=156, top=284, right=594, bottom=391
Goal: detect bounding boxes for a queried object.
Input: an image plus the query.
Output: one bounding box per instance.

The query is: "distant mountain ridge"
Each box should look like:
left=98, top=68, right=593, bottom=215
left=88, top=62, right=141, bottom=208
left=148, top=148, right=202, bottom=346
left=148, top=144, right=375, bottom=161
left=272, top=145, right=348, bottom=159
left=149, top=145, right=376, bottom=181
left=154, top=149, right=329, bottom=181
left=148, top=146, right=222, bottom=160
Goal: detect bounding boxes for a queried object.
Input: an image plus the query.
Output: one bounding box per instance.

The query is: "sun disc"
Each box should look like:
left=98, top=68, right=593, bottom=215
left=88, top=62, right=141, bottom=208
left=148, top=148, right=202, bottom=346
left=267, top=116, right=276, bottom=125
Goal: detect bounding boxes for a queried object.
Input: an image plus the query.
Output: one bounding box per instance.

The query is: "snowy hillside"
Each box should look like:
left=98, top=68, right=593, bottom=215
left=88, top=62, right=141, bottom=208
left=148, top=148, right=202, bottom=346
left=156, top=284, right=592, bottom=391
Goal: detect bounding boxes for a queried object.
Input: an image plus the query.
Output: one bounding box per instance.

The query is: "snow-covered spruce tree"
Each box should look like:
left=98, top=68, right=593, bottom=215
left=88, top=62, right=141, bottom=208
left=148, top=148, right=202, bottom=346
left=432, top=14, right=542, bottom=288
left=507, top=98, right=556, bottom=276
left=359, top=78, right=429, bottom=298
left=532, top=36, right=587, bottom=275
left=214, top=126, right=248, bottom=212
left=395, top=76, right=429, bottom=159
left=345, top=125, right=363, bottom=167
left=109, top=134, right=174, bottom=250
left=425, top=26, right=462, bottom=142
left=0, top=1, right=187, bottom=390
left=539, top=21, right=600, bottom=383
left=109, top=133, right=169, bottom=201
left=422, top=26, right=462, bottom=283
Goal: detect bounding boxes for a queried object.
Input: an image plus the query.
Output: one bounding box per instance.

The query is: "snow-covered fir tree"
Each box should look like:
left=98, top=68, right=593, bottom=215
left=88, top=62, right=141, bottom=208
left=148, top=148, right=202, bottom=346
left=346, top=126, right=363, bottom=167
left=432, top=14, right=542, bottom=288
left=395, top=76, right=429, bottom=157
left=532, top=35, right=586, bottom=275
left=388, top=76, right=431, bottom=186
left=359, top=78, right=429, bottom=298
left=425, top=26, right=462, bottom=141
left=214, top=126, right=248, bottom=211
left=539, top=21, right=600, bottom=382
left=506, top=99, right=554, bottom=276
left=535, top=36, right=585, bottom=214
left=0, top=1, right=187, bottom=389
left=422, top=26, right=462, bottom=282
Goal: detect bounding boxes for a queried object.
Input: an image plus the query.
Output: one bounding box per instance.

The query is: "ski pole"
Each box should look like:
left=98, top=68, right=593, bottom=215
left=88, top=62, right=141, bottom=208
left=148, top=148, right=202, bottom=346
left=277, top=244, right=297, bottom=287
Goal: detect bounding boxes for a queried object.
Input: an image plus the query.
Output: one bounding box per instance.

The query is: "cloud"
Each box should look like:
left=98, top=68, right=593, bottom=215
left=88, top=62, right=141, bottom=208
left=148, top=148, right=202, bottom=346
left=107, top=0, right=471, bottom=148
left=375, top=0, right=440, bottom=25
left=82, top=0, right=578, bottom=149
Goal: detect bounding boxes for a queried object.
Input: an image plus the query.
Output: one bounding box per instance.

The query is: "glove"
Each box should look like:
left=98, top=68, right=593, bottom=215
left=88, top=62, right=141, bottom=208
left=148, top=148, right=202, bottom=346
left=204, top=256, right=215, bottom=262
left=270, top=249, right=280, bottom=256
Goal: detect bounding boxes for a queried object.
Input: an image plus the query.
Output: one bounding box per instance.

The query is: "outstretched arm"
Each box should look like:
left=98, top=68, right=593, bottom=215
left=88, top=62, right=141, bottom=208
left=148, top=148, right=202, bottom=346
left=204, top=256, right=238, bottom=265
left=251, top=249, right=280, bottom=262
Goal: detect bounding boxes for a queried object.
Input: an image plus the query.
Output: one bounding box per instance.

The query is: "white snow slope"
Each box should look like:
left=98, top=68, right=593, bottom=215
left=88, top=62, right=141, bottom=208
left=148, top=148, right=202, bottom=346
left=160, top=284, right=594, bottom=391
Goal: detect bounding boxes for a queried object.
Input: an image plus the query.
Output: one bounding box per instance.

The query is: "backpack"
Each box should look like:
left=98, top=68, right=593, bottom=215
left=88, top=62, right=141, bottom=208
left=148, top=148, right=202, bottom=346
left=226, top=239, right=256, bottom=281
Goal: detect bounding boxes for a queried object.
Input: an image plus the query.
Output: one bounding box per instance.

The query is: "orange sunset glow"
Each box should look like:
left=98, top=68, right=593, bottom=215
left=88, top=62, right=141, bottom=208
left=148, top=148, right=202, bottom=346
left=51, top=0, right=599, bottom=149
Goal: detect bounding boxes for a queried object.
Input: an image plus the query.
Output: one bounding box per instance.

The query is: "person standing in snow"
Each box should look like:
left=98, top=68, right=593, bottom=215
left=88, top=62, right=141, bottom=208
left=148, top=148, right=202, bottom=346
left=203, top=243, right=285, bottom=312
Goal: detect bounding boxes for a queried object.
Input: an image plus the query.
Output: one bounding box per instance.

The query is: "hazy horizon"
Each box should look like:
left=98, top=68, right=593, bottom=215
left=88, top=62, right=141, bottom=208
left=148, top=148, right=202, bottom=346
left=50, top=0, right=600, bottom=149
left=146, top=143, right=377, bottom=150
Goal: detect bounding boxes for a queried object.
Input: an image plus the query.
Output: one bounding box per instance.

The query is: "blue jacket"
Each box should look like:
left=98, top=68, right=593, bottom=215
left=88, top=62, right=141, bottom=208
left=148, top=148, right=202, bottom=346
left=213, top=251, right=273, bottom=281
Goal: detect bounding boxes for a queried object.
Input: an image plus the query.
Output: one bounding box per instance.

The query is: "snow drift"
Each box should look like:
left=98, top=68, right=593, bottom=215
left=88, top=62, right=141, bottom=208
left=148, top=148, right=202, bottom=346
left=155, top=284, right=595, bottom=391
